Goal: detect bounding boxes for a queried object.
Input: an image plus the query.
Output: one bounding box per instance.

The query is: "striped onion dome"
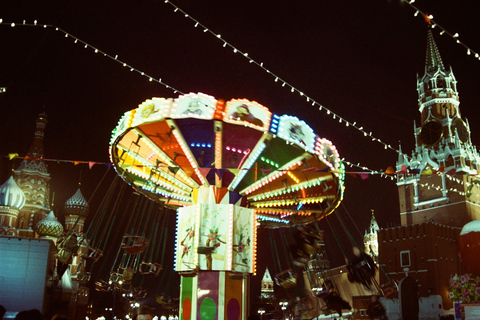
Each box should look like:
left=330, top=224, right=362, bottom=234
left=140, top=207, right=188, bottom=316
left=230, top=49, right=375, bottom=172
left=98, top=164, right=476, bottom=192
left=35, top=210, right=64, bottom=237
left=0, top=176, right=26, bottom=209
left=64, top=188, right=89, bottom=217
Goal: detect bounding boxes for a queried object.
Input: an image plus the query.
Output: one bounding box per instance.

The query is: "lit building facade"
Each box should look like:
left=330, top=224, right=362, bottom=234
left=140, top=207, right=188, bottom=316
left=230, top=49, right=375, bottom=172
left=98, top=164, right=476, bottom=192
left=0, top=112, right=90, bottom=319
left=378, top=28, right=480, bottom=316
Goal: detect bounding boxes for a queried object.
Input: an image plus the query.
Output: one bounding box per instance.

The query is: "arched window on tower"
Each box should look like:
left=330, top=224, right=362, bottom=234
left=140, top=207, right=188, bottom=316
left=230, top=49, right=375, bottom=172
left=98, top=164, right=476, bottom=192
left=436, top=77, right=446, bottom=90
left=18, top=217, right=26, bottom=229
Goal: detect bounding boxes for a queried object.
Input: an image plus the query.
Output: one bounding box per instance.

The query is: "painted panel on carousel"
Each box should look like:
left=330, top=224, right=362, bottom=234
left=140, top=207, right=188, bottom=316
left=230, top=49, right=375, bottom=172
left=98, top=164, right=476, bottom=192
left=176, top=205, right=197, bottom=272
left=317, top=138, right=341, bottom=172
left=276, top=115, right=316, bottom=153
left=170, top=92, right=217, bottom=119
left=131, top=98, right=172, bottom=127
left=224, top=272, right=244, bottom=320
left=197, top=272, right=219, bottom=320
left=180, top=276, right=193, bottom=320
left=198, top=204, right=230, bottom=271
left=232, top=206, right=255, bottom=273
left=224, top=99, right=271, bottom=130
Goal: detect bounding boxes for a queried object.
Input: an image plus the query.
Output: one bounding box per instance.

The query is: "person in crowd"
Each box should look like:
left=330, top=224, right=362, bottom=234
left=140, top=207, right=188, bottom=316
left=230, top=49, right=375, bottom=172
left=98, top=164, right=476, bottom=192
left=346, top=246, right=377, bottom=290
left=320, top=280, right=353, bottom=318
left=367, top=295, right=388, bottom=320
left=137, top=305, right=154, bottom=320
left=15, top=309, right=42, bottom=320
left=291, top=224, right=322, bottom=267
left=0, top=305, right=5, bottom=319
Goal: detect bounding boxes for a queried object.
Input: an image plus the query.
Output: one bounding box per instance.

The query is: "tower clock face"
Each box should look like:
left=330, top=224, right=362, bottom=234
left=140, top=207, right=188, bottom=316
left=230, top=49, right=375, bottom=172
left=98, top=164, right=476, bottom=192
left=419, top=119, right=443, bottom=146
left=454, top=118, right=469, bottom=143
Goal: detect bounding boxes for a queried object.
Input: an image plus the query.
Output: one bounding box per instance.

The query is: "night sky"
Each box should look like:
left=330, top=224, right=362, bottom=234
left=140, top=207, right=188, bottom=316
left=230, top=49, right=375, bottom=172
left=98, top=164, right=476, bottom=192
left=2, top=0, right=480, bottom=304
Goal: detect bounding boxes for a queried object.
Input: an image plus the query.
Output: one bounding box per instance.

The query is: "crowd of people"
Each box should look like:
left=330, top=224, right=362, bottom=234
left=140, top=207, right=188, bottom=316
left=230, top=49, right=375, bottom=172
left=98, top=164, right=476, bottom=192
left=2, top=222, right=387, bottom=320
left=0, top=305, right=155, bottom=320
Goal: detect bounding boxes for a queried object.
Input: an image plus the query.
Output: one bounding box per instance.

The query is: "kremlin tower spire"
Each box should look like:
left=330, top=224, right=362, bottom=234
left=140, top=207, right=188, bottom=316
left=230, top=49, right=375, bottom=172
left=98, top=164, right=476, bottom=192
left=260, top=267, right=275, bottom=300
left=425, top=29, right=445, bottom=73
left=395, top=29, right=480, bottom=228
left=417, top=28, right=459, bottom=126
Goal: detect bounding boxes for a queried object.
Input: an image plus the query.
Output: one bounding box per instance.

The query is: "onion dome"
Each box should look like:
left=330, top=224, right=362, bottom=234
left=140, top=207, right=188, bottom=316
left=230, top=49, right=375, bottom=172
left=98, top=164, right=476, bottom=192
left=64, top=188, right=89, bottom=217
left=34, top=210, right=64, bottom=238
left=0, top=176, right=26, bottom=209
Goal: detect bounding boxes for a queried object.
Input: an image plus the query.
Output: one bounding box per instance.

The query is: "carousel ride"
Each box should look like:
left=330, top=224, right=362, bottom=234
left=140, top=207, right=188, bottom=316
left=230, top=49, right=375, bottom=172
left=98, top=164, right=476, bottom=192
left=66, top=175, right=177, bottom=315
left=108, top=92, right=346, bottom=320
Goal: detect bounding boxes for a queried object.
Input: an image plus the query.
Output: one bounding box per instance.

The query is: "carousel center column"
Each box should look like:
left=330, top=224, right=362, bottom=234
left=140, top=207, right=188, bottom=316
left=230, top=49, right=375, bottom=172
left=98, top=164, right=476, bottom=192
left=176, top=185, right=256, bottom=320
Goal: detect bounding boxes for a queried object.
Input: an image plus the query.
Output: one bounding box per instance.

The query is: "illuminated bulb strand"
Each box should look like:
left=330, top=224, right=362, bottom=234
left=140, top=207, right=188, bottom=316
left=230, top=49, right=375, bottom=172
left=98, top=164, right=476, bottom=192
left=400, top=1, right=480, bottom=61
left=160, top=2, right=397, bottom=154
left=343, top=159, right=472, bottom=196
left=0, top=19, right=187, bottom=97
left=2, top=21, right=477, bottom=196
left=117, top=143, right=193, bottom=192
left=4, top=14, right=479, bottom=179
left=1, top=18, right=394, bottom=159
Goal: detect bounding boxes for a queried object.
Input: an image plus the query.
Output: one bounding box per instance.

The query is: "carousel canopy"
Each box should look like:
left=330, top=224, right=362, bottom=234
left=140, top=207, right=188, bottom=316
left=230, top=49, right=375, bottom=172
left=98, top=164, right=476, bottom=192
left=109, top=92, right=344, bottom=227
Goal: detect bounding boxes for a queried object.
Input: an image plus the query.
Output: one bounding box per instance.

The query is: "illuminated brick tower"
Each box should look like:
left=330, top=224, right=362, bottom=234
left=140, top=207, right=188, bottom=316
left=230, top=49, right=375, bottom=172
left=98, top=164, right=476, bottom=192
left=363, top=210, right=379, bottom=258
left=13, top=112, right=51, bottom=237
left=396, top=29, right=480, bottom=228
left=378, top=29, right=480, bottom=316
left=260, top=268, right=274, bottom=300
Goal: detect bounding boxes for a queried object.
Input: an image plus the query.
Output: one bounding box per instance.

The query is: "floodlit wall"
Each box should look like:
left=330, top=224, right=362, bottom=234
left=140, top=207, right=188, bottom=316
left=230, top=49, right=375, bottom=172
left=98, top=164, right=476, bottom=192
left=0, top=236, right=54, bottom=316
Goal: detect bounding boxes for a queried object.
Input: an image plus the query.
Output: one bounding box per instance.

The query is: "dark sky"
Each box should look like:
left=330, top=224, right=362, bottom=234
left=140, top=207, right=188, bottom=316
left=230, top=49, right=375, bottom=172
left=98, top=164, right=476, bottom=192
left=2, top=0, right=480, bottom=300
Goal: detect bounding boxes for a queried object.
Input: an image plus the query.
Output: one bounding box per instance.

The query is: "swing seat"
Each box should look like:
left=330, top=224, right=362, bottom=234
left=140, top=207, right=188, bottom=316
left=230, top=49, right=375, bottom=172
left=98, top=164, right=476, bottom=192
left=55, top=248, right=73, bottom=264
left=109, top=272, right=122, bottom=284
left=121, top=235, right=149, bottom=254
left=81, top=247, right=103, bottom=263
left=133, top=287, right=147, bottom=299
left=275, top=269, right=297, bottom=288
left=95, top=280, right=111, bottom=292
left=156, top=296, right=174, bottom=309
left=163, top=303, right=174, bottom=310
left=140, top=262, right=163, bottom=277
left=311, top=285, right=327, bottom=296
left=307, top=259, right=322, bottom=272
left=302, top=243, right=316, bottom=256
left=381, top=282, right=397, bottom=298
left=76, top=272, right=91, bottom=283
left=120, top=267, right=136, bottom=281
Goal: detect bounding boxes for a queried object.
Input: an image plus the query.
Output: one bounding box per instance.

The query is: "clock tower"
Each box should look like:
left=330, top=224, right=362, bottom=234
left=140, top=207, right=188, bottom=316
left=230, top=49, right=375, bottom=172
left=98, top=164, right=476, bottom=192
left=396, top=28, right=480, bottom=228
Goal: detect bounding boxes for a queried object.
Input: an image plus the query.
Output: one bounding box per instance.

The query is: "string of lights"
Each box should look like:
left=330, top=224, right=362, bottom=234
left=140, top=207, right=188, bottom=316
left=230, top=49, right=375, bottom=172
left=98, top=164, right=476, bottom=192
left=343, top=160, right=470, bottom=196
left=401, top=0, right=480, bottom=60
left=0, top=19, right=187, bottom=97
left=1, top=2, right=478, bottom=196
left=161, top=1, right=396, bottom=153
left=0, top=15, right=394, bottom=154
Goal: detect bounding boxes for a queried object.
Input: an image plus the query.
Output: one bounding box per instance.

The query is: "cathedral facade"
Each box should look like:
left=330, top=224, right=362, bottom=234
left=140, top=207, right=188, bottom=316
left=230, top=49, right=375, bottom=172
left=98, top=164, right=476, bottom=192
left=0, top=113, right=91, bottom=319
